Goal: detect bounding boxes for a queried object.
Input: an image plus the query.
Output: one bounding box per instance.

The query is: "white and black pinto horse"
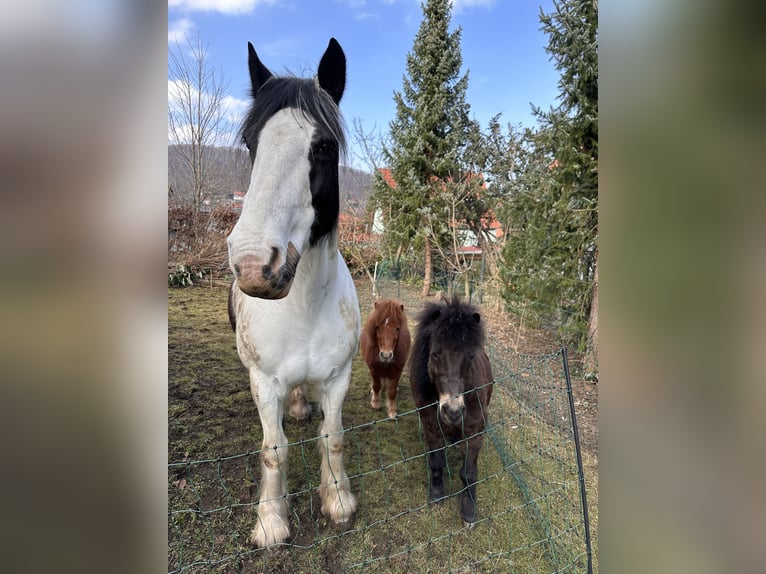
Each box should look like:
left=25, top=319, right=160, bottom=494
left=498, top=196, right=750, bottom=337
left=227, top=38, right=360, bottom=548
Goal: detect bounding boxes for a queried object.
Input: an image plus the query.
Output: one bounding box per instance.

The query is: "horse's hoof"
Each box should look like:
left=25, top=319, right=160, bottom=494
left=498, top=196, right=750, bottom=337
left=428, top=490, right=446, bottom=504
left=249, top=514, right=290, bottom=549
left=463, top=520, right=476, bottom=529
left=460, top=497, right=477, bottom=525
left=321, top=487, right=357, bottom=524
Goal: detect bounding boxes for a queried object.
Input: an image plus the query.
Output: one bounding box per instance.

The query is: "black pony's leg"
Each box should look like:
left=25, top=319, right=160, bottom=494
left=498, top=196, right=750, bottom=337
left=428, top=444, right=446, bottom=502
left=459, top=433, right=484, bottom=525
left=423, top=410, right=447, bottom=502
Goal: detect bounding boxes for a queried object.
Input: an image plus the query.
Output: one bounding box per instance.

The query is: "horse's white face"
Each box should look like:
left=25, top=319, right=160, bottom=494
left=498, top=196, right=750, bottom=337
left=227, top=39, right=346, bottom=300
left=227, top=109, right=316, bottom=299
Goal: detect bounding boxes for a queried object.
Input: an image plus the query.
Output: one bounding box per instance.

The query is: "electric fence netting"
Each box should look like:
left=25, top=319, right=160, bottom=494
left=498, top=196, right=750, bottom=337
left=168, top=271, right=593, bottom=573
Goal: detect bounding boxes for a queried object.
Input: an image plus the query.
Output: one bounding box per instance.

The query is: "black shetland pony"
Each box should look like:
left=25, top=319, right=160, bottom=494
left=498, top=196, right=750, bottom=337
left=409, top=295, right=493, bottom=527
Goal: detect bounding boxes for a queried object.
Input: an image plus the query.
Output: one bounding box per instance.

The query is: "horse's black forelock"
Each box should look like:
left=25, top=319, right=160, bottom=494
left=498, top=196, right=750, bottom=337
left=239, top=76, right=347, bottom=162
left=416, top=296, right=485, bottom=350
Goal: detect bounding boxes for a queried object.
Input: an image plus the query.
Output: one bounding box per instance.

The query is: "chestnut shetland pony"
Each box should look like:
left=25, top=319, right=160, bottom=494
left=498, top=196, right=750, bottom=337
left=409, top=295, right=493, bottom=527
left=360, top=299, right=411, bottom=419
left=227, top=39, right=360, bottom=548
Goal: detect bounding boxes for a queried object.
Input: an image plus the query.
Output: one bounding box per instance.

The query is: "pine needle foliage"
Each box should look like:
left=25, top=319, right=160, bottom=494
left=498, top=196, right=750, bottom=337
left=500, top=0, right=598, bottom=349
left=373, top=0, right=477, bottom=289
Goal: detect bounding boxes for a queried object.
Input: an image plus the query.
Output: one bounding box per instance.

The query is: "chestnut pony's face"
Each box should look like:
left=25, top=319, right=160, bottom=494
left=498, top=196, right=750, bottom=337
left=374, top=302, right=403, bottom=363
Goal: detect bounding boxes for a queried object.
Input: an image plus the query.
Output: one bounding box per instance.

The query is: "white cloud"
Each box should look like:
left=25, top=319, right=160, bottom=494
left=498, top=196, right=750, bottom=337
left=451, top=0, right=495, bottom=14
left=168, top=80, right=247, bottom=144
left=168, top=18, right=194, bottom=43
left=169, top=0, right=276, bottom=14
left=221, top=94, right=250, bottom=126
left=354, top=11, right=379, bottom=20
left=334, top=0, right=379, bottom=22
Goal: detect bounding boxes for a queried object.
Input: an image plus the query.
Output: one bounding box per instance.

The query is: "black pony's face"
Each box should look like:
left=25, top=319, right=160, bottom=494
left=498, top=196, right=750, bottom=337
left=428, top=339, right=476, bottom=426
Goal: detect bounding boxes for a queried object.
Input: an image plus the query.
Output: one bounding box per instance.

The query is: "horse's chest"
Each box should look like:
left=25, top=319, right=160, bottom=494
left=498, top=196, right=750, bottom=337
left=237, top=304, right=355, bottom=384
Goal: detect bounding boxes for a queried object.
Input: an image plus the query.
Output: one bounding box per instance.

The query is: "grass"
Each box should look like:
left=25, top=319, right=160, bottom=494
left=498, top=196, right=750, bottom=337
left=168, top=282, right=596, bottom=573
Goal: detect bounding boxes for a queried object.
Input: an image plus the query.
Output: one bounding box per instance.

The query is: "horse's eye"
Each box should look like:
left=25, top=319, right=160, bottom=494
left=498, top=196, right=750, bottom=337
left=313, top=140, right=336, bottom=161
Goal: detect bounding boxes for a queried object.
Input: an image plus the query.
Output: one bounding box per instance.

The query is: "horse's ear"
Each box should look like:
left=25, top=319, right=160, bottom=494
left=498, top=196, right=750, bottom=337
left=248, top=42, right=273, bottom=95
left=472, top=312, right=481, bottom=324
left=317, top=37, right=346, bottom=104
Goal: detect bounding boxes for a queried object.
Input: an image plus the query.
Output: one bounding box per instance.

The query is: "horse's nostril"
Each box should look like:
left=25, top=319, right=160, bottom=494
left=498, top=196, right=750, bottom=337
left=260, top=247, right=282, bottom=279
left=234, top=263, right=241, bottom=277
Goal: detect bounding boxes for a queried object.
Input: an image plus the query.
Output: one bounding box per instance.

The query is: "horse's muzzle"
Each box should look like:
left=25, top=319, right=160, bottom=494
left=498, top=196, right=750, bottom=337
left=378, top=350, right=395, bottom=363
left=232, top=243, right=300, bottom=300
left=438, top=397, right=466, bottom=426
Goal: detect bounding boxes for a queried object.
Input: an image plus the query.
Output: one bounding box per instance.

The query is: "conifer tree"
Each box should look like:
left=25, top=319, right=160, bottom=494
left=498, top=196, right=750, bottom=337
left=375, top=0, right=474, bottom=296
left=501, top=0, right=598, bottom=366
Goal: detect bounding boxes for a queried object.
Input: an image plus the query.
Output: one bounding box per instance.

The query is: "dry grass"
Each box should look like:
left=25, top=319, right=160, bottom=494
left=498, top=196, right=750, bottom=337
left=168, top=282, right=597, bottom=573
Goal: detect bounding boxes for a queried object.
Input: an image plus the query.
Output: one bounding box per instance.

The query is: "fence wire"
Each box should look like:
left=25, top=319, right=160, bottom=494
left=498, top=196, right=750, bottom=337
left=168, top=275, right=593, bottom=573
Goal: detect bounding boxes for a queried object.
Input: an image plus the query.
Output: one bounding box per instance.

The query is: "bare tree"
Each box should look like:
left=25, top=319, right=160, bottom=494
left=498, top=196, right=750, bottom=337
left=351, top=117, right=387, bottom=174
left=168, top=33, right=233, bottom=242
left=423, top=179, right=479, bottom=299
left=344, top=118, right=393, bottom=297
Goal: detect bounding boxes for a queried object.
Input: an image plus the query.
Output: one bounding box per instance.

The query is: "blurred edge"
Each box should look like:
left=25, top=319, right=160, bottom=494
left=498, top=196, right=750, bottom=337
left=1, top=0, right=764, bottom=572
left=602, top=0, right=765, bottom=572
left=0, top=1, right=167, bottom=572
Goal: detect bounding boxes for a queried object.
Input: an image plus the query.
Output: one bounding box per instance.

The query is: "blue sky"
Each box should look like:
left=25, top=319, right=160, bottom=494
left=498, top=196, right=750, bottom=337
left=168, top=0, right=560, bottom=168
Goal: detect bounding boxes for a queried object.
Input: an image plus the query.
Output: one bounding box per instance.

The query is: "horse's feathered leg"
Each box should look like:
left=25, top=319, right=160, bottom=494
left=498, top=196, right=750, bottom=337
left=248, top=371, right=290, bottom=548
left=318, top=364, right=357, bottom=525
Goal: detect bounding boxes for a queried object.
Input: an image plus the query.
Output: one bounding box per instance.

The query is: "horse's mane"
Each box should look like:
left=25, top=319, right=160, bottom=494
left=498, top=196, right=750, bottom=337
left=239, top=75, right=347, bottom=158
left=367, top=299, right=405, bottom=326
left=414, top=295, right=485, bottom=350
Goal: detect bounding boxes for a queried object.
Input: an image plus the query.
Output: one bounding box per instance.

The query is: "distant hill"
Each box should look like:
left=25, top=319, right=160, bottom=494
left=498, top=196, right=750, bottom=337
left=168, top=145, right=374, bottom=212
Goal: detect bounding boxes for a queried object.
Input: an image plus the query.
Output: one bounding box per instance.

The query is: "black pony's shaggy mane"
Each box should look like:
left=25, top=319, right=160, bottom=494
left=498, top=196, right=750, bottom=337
left=414, top=295, right=485, bottom=350
left=409, top=295, right=486, bottom=404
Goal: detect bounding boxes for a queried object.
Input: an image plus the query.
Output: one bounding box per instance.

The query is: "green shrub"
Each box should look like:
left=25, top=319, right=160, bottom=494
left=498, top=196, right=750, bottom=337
left=168, top=265, right=208, bottom=288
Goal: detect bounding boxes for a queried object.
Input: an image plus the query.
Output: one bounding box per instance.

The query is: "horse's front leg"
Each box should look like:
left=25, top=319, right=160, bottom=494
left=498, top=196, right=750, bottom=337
left=370, top=372, right=382, bottom=410
left=459, top=433, right=484, bottom=527
left=423, top=409, right=447, bottom=502
left=386, top=376, right=399, bottom=419
left=249, top=372, right=290, bottom=548
left=427, top=443, right=447, bottom=502
left=318, top=364, right=357, bottom=525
